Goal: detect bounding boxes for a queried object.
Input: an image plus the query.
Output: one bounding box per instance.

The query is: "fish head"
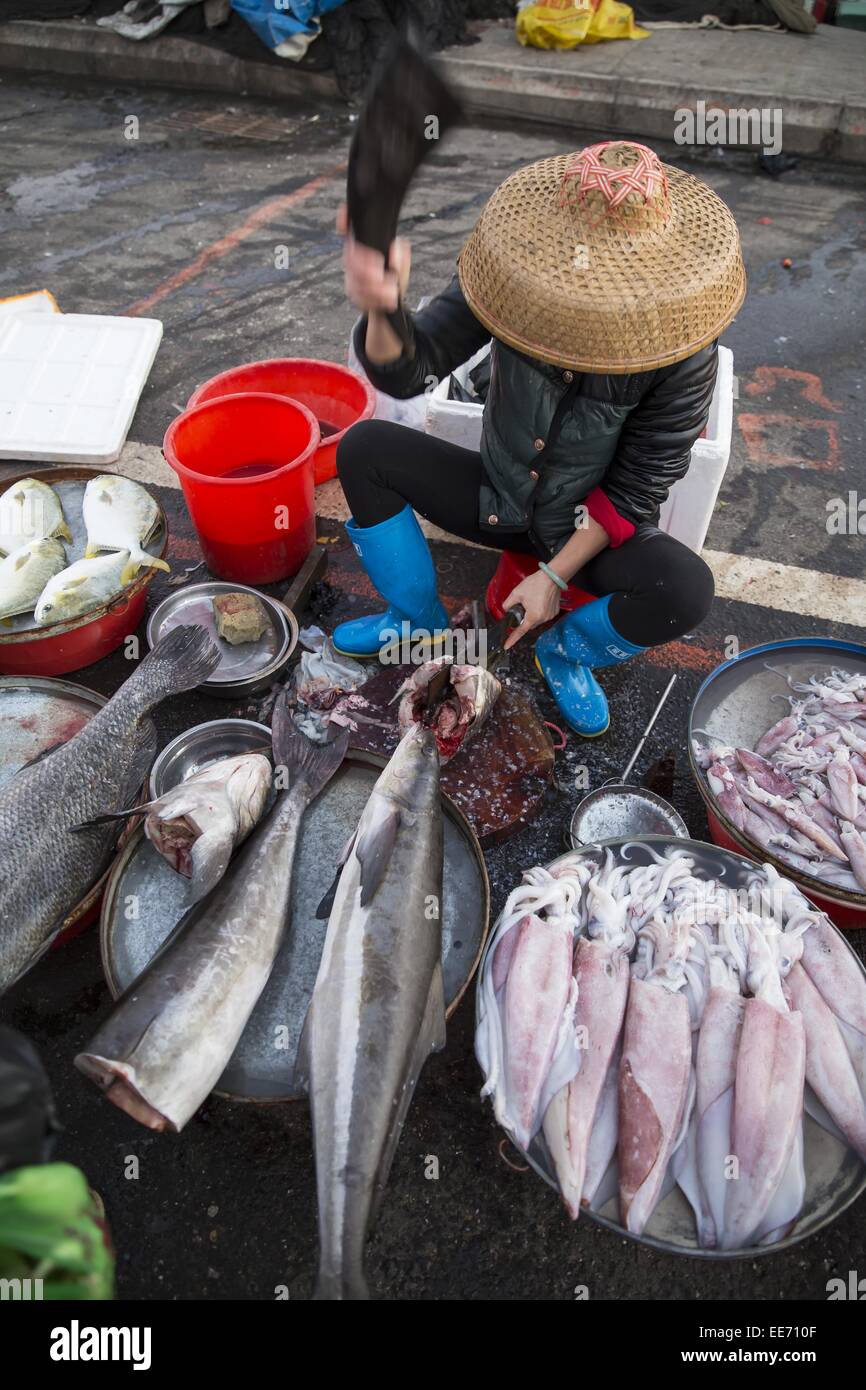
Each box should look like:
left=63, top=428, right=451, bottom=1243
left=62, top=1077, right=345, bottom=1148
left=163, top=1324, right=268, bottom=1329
left=382, top=722, right=441, bottom=808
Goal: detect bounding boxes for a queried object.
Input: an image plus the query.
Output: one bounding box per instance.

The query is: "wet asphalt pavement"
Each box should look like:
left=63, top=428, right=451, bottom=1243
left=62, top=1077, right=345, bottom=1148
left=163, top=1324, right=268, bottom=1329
left=0, top=72, right=864, bottom=1302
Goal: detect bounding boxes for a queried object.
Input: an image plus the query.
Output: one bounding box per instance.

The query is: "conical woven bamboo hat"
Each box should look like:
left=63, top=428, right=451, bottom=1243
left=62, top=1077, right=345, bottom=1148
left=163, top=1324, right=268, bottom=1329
left=457, top=141, right=746, bottom=374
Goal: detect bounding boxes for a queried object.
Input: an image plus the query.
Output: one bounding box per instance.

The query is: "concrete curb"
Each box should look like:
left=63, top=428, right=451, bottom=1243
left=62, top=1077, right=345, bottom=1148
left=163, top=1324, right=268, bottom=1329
left=1, top=16, right=864, bottom=165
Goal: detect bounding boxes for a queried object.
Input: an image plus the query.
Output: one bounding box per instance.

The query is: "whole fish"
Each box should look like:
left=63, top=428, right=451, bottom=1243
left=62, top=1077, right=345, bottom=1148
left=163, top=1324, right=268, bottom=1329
left=0, top=477, right=72, bottom=556
left=83, top=475, right=169, bottom=577
left=302, top=723, right=445, bottom=1300
left=395, top=656, right=500, bottom=762
left=75, top=703, right=347, bottom=1132
left=34, top=551, right=158, bottom=626
left=77, top=753, right=272, bottom=903
left=0, top=625, right=219, bottom=994
left=0, top=537, right=66, bottom=623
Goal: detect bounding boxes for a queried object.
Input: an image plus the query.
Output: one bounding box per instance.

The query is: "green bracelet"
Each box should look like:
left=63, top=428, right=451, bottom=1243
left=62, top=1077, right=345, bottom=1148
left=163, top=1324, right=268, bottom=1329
left=538, top=561, right=568, bottom=591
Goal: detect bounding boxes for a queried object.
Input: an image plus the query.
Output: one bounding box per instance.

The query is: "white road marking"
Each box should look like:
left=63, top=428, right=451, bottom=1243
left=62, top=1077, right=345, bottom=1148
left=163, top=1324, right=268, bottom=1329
left=25, top=444, right=861, bottom=628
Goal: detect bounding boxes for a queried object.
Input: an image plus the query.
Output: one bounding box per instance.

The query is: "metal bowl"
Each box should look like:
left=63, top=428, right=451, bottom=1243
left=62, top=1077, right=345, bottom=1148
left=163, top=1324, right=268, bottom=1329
left=146, top=581, right=298, bottom=698
left=688, top=637, right=866, bottom=929
left=569, top=782, right=687, bottom=848
left=149, top=718, right=272, bottom=799
left=476, top=835, right=866, bottom=1258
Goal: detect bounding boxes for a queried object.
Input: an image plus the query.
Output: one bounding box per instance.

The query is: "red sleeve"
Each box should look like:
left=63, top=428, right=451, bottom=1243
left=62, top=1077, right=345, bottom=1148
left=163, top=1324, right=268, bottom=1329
left=584, top=486, right=636, bottom=548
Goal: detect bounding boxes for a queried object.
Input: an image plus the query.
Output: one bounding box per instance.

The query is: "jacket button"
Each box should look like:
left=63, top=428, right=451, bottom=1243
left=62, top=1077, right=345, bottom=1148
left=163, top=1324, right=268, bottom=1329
left=487, top=513, right=498, bottom=525
left=563, top=370, right=574, bottom=383
left=529, top=470, right=539, bottom=481
left=534, top=438, right=544, bottom=451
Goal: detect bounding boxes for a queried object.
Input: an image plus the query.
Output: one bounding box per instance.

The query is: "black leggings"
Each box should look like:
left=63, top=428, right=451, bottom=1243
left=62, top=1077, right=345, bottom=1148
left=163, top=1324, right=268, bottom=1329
left=336, top=419, right=714, bottom=647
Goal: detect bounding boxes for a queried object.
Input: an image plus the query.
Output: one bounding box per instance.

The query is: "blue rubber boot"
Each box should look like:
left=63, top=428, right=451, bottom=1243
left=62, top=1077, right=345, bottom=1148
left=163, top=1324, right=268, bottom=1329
left=534, top=595, right=646, bottom=737
left=333, top=505, right=449, bottom=659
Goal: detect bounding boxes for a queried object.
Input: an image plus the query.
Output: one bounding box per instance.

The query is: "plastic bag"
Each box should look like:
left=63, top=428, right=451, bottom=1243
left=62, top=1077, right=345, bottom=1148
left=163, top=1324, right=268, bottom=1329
left=516, top=0, right=649, bottom=48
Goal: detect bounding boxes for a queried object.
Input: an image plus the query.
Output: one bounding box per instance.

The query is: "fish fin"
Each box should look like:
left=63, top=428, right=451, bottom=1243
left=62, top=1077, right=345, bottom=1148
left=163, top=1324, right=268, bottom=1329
left=271, top=692, right=349, bottom=800
left=69, top=806, right=149, bottom=833
left=368, top=963, right=446, bottom=1231
left=56, top=521, right=73, bottom=543
left=120, top=554, right=142, bottom=585
left=187, top=828, right=232, bottom=903
left=84, top=542, right=99, bottom=558
left=356, top=802, right=401, bottom=909
left=315, top=828, right=358, bottom=919
left=138, top=623, right=221, bottom=693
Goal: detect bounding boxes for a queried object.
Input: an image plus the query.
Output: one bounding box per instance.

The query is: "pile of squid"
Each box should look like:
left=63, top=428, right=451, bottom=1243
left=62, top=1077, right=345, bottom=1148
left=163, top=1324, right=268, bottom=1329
left=476, top=845, right=866, bottom=1250
left=695, top=667, right=866, bottom=896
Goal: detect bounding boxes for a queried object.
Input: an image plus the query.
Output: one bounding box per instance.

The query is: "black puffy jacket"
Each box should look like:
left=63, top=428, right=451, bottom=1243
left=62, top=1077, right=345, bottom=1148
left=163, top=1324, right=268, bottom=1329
left=353, top=276, right=718, bottom=558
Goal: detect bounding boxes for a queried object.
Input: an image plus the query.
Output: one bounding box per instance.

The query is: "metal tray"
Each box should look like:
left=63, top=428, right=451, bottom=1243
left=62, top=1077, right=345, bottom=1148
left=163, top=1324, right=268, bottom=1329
left=101, top=749, right=490, bottom=1103
left=0, top=469, right=167, bottom=636
left=689, top=638, right=866, bottom=917
left=476, top=834, right=866, bottom=1258
left=149, top=718, right=272, bottom=799
left=147, top=581, right=298, bottom=697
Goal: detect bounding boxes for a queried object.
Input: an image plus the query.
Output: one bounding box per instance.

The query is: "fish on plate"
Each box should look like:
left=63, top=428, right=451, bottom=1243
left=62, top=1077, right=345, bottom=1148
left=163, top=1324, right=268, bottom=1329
left=0, top=625, right=220, bottom=994
left=0, top=537, right=66, bottom=624
left=395, top=656, right=500, bottom=762
left=0, top=478, right=72, bottom=557
left=34, top=550, right=160, bottom=625
left=83, top=475, right=169, bottom=578
left=301, top=722, right=445, bottom=1300
left=75, top=701, right=347, bottom=1132
left=77, top=753, right=273, bottom=903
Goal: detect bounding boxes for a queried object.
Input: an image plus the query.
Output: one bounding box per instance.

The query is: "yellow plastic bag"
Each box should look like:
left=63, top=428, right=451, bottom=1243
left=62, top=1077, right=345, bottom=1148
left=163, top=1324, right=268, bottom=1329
left=516, top=0, right=649, bottom=48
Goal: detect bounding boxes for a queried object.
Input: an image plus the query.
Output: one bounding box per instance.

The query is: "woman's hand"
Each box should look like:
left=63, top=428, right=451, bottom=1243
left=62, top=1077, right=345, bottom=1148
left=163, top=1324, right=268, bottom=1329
left=337, top=203, right=411, bottom=314
left=502, top=570, right=562, bottom=650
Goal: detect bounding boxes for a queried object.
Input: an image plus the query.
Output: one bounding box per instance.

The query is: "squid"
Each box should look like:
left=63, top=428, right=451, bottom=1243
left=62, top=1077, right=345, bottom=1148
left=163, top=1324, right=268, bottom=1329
left=720, top=919, right=806, bottom=1250
left=784, top=963, right=866, bottom=1159
left=542, top=862, right=634, bottom=1219
left=618, top=909, right=693, bottom=1236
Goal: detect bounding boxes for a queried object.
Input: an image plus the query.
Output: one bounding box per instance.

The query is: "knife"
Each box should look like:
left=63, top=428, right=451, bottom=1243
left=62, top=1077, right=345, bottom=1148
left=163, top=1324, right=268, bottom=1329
left=482, top=603, right=526, bottom=670
left=346, top=29, right=463, bottom=354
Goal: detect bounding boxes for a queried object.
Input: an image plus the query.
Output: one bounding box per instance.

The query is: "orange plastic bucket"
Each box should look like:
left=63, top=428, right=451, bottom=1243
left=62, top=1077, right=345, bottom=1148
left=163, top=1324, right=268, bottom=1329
left=187, top=358, right=375, bottom=486
left=164, top=393, right=318, bottom=584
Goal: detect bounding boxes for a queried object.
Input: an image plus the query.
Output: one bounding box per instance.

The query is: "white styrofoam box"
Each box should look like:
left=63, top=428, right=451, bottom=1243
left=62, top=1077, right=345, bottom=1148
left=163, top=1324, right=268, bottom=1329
left=657, top=346, right=734, bottom=554
left=424, top=344, right=735, bottom=555
left=0, top=313, right=163, bottom=464
left=0, top=290, right=60, bottom=319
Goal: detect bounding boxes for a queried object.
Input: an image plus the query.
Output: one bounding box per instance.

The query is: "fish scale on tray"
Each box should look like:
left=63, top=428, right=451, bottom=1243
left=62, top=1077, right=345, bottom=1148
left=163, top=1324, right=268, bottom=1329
left=693, top=667, right=866, bottom=895
left=476, top=845, right=866, bottom=1251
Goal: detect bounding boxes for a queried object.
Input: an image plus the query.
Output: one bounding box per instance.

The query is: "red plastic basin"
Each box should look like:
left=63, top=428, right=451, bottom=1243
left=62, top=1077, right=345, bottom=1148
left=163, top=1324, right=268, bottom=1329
left=164, top=393, right=318, bottom=585
left=187, top=358, right=375, bottom=486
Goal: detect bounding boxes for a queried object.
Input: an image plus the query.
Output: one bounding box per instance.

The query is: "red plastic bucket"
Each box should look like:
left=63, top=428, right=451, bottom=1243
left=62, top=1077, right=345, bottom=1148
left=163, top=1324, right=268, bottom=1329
left=485, top=551, right=595, bottom=621
left=187, top=358, right=375, bottom=486
left=164, top=393, right=318, bottom=584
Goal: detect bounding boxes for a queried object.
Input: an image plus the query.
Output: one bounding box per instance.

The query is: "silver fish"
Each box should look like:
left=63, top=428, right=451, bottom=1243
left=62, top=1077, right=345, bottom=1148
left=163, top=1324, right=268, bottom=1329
left=301, top=722, right=445, bottom=1300
left=0, top=625, right=220, bottom=994
left=75, top=701, right=348, bottom=1132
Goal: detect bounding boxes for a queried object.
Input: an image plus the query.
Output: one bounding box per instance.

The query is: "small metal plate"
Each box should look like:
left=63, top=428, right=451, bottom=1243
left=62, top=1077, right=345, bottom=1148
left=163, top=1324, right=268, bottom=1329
left=0, top=674, right=106, bottom=788
left=570, top=783, right=688, bottom=848
left=147, top=582, right=297, bottom=694
left=689, top=638, right=866, bottom=910
left=0, top=474, right=166, bottom=634
left=149, top=718, right=272, bottom=799
left=477, top=835, right=866, bottom=1259
left=102, top=750, right=490, bottom=1103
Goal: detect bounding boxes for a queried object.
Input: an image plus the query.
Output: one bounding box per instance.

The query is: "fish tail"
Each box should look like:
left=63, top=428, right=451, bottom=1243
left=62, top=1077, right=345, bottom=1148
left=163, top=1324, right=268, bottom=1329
left=121, top=548, right=170, bottom=584
left=272, top=691, right=349, bottom=799
left=132, top=624, right=220, bottom=704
